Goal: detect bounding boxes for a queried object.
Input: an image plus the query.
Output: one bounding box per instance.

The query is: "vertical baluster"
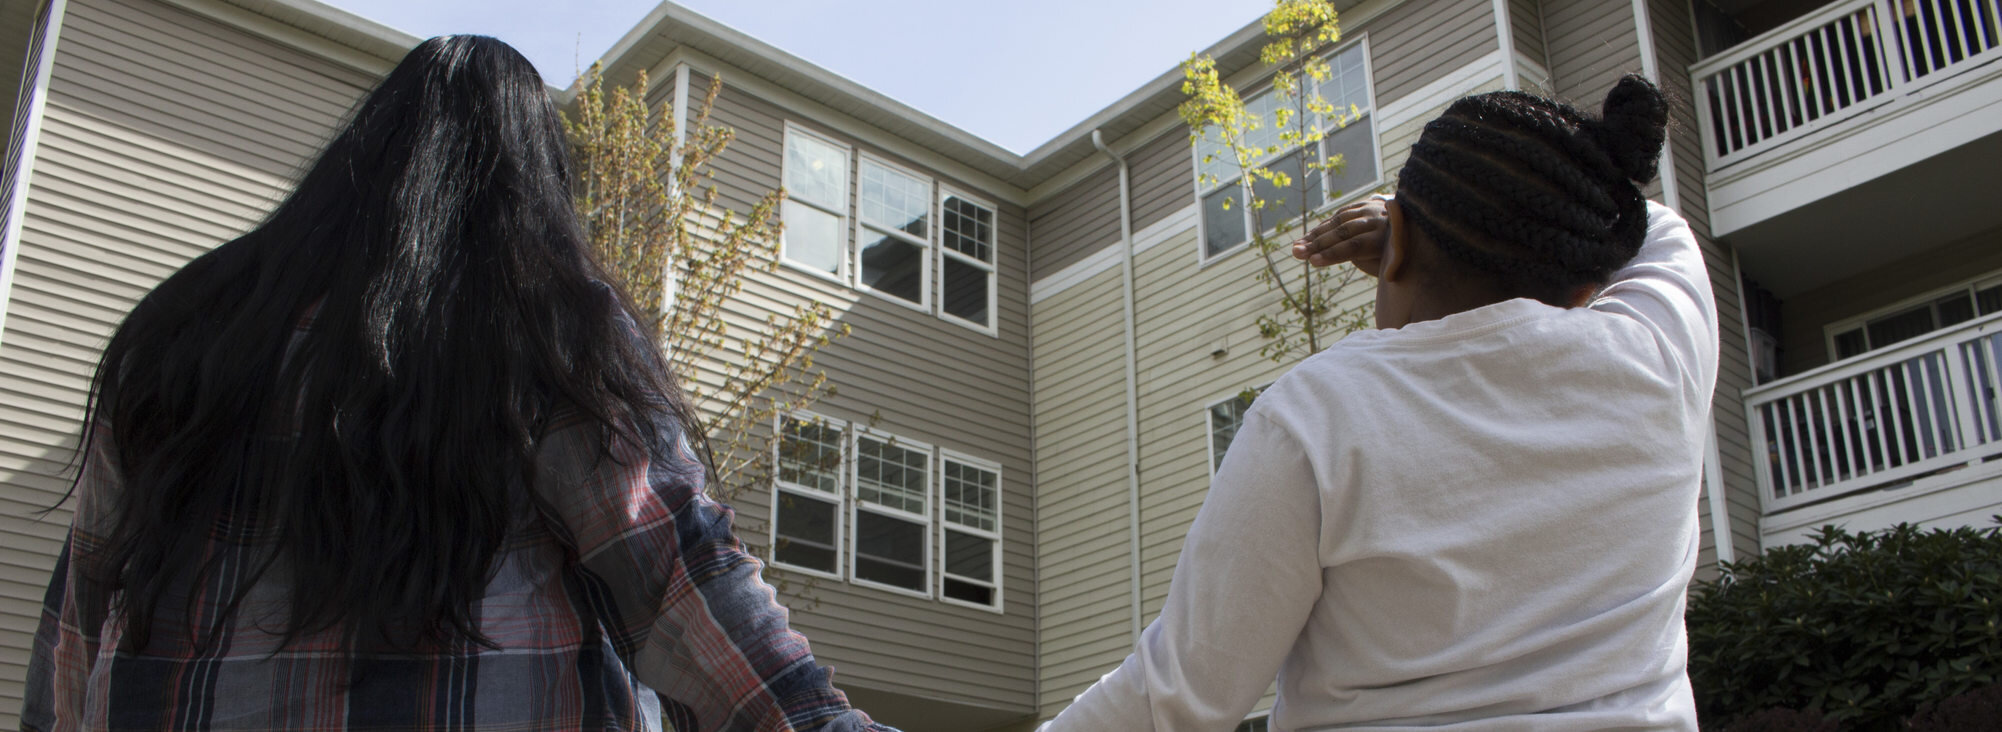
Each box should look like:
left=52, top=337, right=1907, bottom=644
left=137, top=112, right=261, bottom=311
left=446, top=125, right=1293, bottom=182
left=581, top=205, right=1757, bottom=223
left=1984, top=334, right=2002, bottom=445
left=1817, top=387, right=1847, bottom=482
left=1881, top=367, right=1913, bottom=466
left=1916, top=0, right=1945, bottom=77
left=1911, top=353, right=1946, bottom=456
left=1986, top=0, right=2002, bottom=54
left=1941, top=341, right=1981, bottom=456
left=1850, top=11, right=1878, bottom=100
left=1788, top=37, right=1820, bottom=121
left=1943, top=0, right=1972, bottom=65
left=1730, top=66, right=1753, bottom=152
left=1831, top=384, right=1859, bottom=480
left=1748, top=54, right=1772, bottom=140
left=1829, top=19, right=1858, bottom=107
left=1793, top=397, right=1825, bottom=488
left=1875, top=0, right=1915, bottom=86
left=1762, top=403, right=1794, bottom=499
left=1967, top=340, right=1996, bottom=445
left=1849, top=375, right=1883, bottom=476
left=1793, top=398, right=1825, bottom=488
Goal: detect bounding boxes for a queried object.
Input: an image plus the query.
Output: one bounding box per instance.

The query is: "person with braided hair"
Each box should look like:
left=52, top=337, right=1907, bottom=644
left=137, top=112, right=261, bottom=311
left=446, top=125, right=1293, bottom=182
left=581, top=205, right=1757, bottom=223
left=1043, top=75, right=1713, bottom=731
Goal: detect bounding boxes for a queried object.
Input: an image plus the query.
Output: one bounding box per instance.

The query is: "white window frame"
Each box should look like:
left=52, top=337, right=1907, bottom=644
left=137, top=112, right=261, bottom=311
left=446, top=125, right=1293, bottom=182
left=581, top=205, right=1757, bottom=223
left=1205, top=385, right=1268, bottom=479
left=853, top=153, right=935, bottom=314
left=848, top=426, right=935, bottom=600
left=937, top=187, right=1001, bottom=337
left=1822, top=269, right=2002, bottom=360
left=1234, top=712, right=1272, bottom=732
left=778, top=123, right=854, bottom=286
left=936, top=450, right=1005, bottom=613
left=1191, top=34, right=1384, bottom=268
left=769, top=410, right=847, bottom=581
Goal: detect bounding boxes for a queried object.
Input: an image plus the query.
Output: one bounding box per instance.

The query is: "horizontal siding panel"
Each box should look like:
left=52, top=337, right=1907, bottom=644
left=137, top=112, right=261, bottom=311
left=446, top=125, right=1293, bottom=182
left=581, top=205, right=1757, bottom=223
left=1544, top=0, right=1641, bottom=104
left=1511, top=0, right=1547, bottom=66
left=1371, top=0, right=1501, bottom=106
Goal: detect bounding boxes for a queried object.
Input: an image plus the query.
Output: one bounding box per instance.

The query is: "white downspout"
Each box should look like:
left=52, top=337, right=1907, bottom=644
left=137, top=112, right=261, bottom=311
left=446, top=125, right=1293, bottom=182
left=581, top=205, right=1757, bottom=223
left=1092, top=129, right=1143, bottom=646
left=0, top=0, right=69, bottom=350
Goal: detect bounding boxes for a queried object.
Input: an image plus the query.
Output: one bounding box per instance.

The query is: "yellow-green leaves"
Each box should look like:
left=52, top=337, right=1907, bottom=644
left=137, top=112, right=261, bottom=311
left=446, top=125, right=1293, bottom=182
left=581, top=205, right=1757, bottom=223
left=1179, top=0, right=1372, bottom=365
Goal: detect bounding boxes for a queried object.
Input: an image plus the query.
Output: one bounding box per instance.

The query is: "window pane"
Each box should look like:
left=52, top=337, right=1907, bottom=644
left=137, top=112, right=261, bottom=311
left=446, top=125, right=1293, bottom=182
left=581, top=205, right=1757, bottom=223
left=860, top=231, right=925, bottom=304
left=1867, top=305, right=1936, bottom=349
left=1319, top=43, right=1371, bottom=114
left=942, top=196, right=995, bottom=263
left=943, top=577, right=994, bottom=606
left=943, top=460, right=998, bottom=532
left=1194, top=126, right=1239, bottom=191
left=779, top=417, right=842, bottom=493
left=1249, top=149, right=1324, bottom=236
left=774, top=491, right=838, bottom=573
left=782, top=200, right=843, bottom=276
left=1210, top=391, right=1258, bottom=471
left=785, top=133, right=847, bottom=209
left=944, top=528, right=994, bottom=580
left=857, top=436, right=929, bottom=514
left=1936, top=292, right=1977, bottom=328
left=1203, top=184, right=1247, bottom=258
left=942, top=256, right=990, bottom=326
left=1834, top=328, right=1869, bottom=360
left=854, top=511, right=925, bottom=591
left=1976, top=284, right=2001, bottom=315
left=1321, top=115, right=1378, bottom=201
left=1234, top=718, right=1270, bottom=732
left=860, top=160, right=929, bottom=238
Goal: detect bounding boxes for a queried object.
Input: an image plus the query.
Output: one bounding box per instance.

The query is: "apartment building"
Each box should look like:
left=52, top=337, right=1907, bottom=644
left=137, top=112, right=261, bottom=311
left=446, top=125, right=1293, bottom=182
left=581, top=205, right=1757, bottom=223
left=0, top=0, right=1997, bottom=729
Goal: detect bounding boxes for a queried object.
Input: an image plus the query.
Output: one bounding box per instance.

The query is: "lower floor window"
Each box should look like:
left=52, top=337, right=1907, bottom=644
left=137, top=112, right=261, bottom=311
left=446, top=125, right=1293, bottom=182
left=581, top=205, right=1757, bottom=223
left=940, top=455, right=1002, bottom=608
left=773, top=490, right=839, bottom=574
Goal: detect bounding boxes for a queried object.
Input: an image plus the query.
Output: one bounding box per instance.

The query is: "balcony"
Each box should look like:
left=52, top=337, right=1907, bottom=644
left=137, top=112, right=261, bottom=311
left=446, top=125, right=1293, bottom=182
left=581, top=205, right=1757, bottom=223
left=1692, top=0, right=2002, bottom=247
left=1746, top=310, right=2002, bottom=544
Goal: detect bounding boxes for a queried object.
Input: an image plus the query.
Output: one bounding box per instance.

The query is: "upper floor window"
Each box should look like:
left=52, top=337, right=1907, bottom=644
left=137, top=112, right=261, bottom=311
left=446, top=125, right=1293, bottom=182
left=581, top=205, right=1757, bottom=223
left=782, top=129, right=850, bottom=279
left=1828, top=272, right=2002, bottom=360
left=778, top=124, right=1001, bottom=334
left=1194, top=38, right=1382, bottom=262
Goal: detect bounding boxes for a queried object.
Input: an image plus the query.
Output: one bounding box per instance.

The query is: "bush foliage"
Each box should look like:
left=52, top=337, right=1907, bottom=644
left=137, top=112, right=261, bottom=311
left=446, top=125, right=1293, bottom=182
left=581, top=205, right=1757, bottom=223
left=1688, top=520, right=2002, bottom=730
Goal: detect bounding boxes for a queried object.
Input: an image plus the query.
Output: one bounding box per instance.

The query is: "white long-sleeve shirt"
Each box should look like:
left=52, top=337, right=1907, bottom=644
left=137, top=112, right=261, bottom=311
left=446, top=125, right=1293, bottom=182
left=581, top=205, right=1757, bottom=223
left=1045, top=203, right=1718, bottom=732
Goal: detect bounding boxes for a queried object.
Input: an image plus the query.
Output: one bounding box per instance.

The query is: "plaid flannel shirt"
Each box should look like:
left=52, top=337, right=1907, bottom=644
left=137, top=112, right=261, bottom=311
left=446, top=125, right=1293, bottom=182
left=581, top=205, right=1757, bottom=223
left=23, top=306, right=894, bottom=732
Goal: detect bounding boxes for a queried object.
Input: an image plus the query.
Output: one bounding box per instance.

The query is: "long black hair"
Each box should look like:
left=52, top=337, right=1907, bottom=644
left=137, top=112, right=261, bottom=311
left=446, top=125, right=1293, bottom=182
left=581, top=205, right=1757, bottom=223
left=1395, top=74, right=1670, bottom=305
left=81, top=36, right=702, bottom=650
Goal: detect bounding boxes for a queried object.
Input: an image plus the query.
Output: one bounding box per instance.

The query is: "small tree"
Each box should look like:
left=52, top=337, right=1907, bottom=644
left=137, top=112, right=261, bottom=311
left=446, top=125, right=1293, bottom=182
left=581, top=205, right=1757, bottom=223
left=565, top=67, right=849, bottom=604
left=1179, top=0, right=1375, bottom=365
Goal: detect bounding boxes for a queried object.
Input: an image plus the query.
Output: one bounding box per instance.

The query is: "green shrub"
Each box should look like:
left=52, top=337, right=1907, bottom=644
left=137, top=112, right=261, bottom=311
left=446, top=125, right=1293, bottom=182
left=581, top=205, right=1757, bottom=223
left=1687, top=520, right=2002, bottom=731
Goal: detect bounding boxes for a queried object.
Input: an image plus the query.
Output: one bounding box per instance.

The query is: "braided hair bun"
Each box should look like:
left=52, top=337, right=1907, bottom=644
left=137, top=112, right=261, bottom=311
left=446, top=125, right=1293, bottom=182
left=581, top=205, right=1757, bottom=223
left=1395, top=74, right=1669, bottom=305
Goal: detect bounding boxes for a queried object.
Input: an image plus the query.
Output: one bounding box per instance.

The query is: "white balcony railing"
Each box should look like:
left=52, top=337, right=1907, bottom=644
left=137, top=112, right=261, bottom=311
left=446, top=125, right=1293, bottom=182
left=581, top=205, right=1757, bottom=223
left=1746, top=311, right=2002, bottom=514
left=1692, top=0, right=2002, bottom=169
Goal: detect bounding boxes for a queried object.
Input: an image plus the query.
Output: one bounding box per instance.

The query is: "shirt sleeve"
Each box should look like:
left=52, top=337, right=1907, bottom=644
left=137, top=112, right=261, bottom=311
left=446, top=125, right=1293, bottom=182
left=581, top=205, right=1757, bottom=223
left=23, top=424, right=121, bottom=732
left=530, top=412, right=893, bottom=732
left=1040, top=409, right=1325, bottom=732
left=1589, top=202, right=1721, bottom=397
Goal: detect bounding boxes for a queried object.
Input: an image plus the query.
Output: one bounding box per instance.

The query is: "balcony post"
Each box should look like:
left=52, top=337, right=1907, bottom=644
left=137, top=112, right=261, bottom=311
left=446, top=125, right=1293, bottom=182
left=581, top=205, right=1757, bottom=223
left=1942, top=342, right=1984, bottom=462
left=1873, top=0, right=1911, bottom=89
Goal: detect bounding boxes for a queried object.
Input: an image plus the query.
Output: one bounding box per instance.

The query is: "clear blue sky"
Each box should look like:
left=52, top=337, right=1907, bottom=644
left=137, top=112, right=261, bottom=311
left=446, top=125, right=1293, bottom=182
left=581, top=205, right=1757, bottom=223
left=316, top=0, right=1271, bottom=154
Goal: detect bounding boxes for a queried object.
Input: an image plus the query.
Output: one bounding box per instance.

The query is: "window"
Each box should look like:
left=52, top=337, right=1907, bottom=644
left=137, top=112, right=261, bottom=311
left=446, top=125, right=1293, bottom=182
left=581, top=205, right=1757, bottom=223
left=940, top=192, right=998, bottom=331
left=1195, top=38, right=1381, bottom=262
left=851, top=432, right=932, bottom=595
left=782, top=128, right=850, bottom=279
left=939, top=454, right=1002, bottom=610
left=1827, top=273, right=2002, bottom=360
left=1234, top=717, right=1270, bottom=732
left=779, top=123, right=1003, bottom=335
left=857, top=157, right=932, bottom=308
left=773, top=415, right=845, bottom=577
left=1207, top=388, right=1263, bottom=474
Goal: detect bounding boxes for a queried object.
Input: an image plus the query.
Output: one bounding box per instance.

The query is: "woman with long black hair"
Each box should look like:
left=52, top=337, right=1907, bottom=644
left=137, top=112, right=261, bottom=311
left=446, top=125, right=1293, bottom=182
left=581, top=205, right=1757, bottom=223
left=21, top=36, right=890, bottom=732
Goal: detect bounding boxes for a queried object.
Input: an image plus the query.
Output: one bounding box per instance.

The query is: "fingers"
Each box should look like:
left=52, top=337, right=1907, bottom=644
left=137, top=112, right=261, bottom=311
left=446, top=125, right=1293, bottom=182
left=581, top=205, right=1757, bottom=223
left=1292, top=206, right=1388, bottom=267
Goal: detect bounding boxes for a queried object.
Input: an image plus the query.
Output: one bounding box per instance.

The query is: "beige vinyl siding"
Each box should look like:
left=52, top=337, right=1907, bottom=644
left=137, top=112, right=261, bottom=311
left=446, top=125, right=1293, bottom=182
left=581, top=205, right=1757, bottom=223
left=1027, top=262, right=1132, bottom=718
left=1645, top=0, right=1761, bottom=571
left=1370, top=0, right=1500, bottom=105
left=0, top=0, right=377, bottom=724
left=1127, top=127, right=1194, bottom=235
left=1778, top=226, right=2002, bottom=376
left=1543, top=0, right=1642, bottom=104
left=1026, top=162, right=1119, bottom=281
left=1, top=0, right=47, bottom=257
left=1510, top=0, right=1547, bottom=68
left=691, top=69, right=1037, bottom=712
